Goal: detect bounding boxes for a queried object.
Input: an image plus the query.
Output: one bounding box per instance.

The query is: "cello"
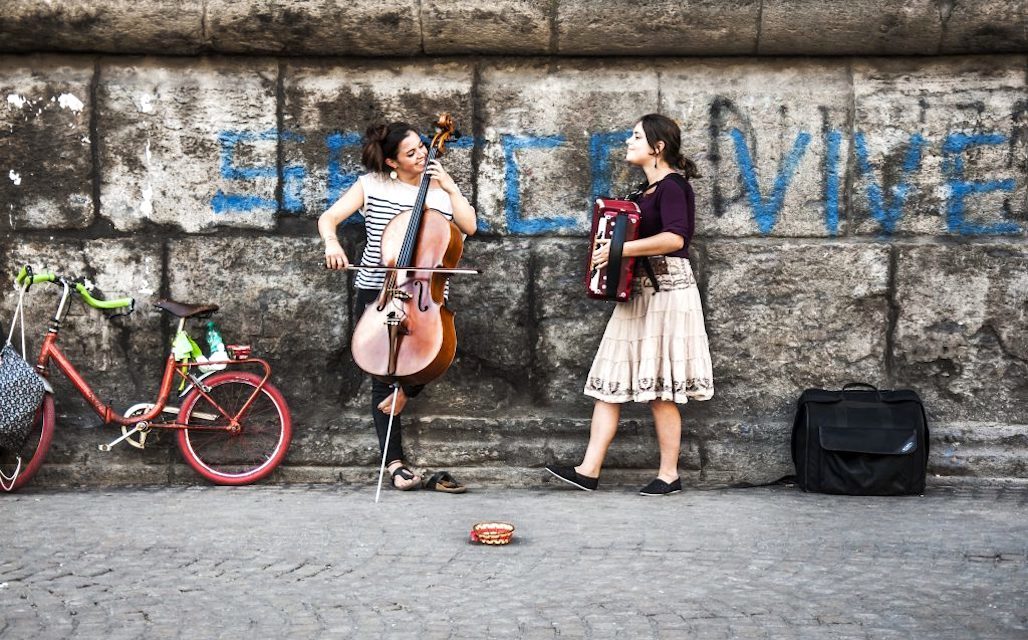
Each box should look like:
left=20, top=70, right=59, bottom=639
left=350, top=114, right=470, bottom=387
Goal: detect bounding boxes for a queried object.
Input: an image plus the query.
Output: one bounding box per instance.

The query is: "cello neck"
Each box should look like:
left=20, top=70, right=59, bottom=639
left=397, top=145, right=440, bottom=268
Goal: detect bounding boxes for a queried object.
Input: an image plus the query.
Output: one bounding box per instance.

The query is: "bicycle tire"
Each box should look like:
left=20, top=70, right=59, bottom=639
left=176, top=371, right=292, bottom=485
left=0, top=394, right=56, bottom=492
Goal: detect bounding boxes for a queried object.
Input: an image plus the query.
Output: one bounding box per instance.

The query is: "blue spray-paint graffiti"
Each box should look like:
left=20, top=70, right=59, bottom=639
left=212, top=129, right=306, bottom=215
left=325, top=131, right=363, bottom=217
left=589, top=130, right=632, bottom=201
left=500, top=134, right=578, bottom=235
left=942, top=133, right=1019, bottom=236
left=212, top=126, right=1023, bottom=236
left=730, top=128, right=812, bottom=235
left=854, top=131, right=925, bottom=235
left=212, top=130, right=276, bottom=214
left=823, top=130, right=843, bottom=236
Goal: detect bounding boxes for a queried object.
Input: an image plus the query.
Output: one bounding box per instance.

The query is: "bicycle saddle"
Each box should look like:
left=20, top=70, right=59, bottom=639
left=154, top=299, right=219, bottom=318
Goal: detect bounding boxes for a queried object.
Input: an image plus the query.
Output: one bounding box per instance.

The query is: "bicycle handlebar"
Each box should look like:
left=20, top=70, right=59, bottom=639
left=74, top=283, right=135, bottom=311
left=15, top=265, right=135, bottom=313
left=15, top=265, right=56, bottom=287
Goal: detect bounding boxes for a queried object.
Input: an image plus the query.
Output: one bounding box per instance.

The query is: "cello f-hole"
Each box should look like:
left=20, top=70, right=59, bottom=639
left=414, top=280, right=429, bottom=312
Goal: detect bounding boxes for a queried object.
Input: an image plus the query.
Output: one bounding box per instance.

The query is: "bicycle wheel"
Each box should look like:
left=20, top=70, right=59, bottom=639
left=176, top=371, right=292, bottom=485
left=0, top=394, right=55, bottom=492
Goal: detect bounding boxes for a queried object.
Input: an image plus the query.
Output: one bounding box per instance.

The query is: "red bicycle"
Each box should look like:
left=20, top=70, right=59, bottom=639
left=0, top=266, right=292, bottom=490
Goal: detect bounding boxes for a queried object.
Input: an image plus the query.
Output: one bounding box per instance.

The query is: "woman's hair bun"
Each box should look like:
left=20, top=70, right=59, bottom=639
left=361, top=121, right=416, bottom=173
left=365, top=123, right=389, bottom=144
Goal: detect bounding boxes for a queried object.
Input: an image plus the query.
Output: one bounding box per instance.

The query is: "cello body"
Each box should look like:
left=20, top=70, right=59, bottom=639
left=351, top=208, right=464, bottom=386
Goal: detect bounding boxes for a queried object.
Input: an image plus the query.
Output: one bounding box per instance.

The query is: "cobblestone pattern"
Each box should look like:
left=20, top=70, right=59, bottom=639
left=0, top=486, right=1025, bottom=638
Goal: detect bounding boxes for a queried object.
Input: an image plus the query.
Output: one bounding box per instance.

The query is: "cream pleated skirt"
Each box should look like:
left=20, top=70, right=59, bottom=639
left=584, top=256, right=714, bottom=404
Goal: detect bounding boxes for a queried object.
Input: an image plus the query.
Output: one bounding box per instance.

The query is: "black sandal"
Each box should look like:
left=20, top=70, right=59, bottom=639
left=425, top=471, right=467, bottom=494
left=390, top=466, right=421, bottom=491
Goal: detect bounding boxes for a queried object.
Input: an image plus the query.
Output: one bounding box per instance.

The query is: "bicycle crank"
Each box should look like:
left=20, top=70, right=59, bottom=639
left=103, top=402, right=219, bottom=451
left=100, top=423, right=149, bottom=452
left=118, top=403, right=156, bottom=449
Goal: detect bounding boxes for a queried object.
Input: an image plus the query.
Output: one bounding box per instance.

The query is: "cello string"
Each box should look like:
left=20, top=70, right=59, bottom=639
left=397, top=145, right=438, bottom=269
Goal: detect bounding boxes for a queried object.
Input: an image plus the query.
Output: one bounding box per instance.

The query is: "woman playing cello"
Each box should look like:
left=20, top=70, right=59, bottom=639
left=319, top=121, right=477, bottom=490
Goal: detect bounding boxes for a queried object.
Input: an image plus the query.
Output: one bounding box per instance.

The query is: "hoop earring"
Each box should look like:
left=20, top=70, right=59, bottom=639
left=389, top=170, right=398, bottom=180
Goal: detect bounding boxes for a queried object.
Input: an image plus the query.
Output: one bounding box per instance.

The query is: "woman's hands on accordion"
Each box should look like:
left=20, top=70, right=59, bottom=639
left=591, top=239, right=611, bottom=270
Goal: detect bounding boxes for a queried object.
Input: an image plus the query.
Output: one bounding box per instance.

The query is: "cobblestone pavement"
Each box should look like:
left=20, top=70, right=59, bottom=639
left=1, top=483, right=1026, bottom=639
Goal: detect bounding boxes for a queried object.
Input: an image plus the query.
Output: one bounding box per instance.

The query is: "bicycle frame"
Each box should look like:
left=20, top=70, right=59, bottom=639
left=33, top=278, right=273, bottom=432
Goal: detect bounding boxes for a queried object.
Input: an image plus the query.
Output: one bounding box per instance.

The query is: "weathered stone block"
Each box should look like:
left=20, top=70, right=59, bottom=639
left=99, top=58, right=279, bottom=232
left=405, top=415, right=702, bottom=471
left=0, top=237, right=165, bottom=425
left=661, top=59, right=851, bottom=238
left=0, top=1, right=203, bottom=55
left=932, top=423, right=1028, bottom=479
left=282, top=60, right=474, bottom=219
left=205, top=0, right=421, bottom=56
left=31, top=459, right=175, bottom=487
left=705, top=242, right=891, bottom=419
left=759, top=0, right=941, bottom=55
left=421, top=237, right=534, bottom=414
left=167, top=236, right=348, bottom=425
left=557, top=0, right=760, bottom=56
left=478, top=61, right=658, bottom=236
left=532, top=238, right=613, bottom=407
left=0, top=56, right=93, bottom=230
left=852, top=57, right=1027, bottom=237
left=286, top=415, right=378, bottom=467
left=423, top=1, right=551, bottom=55
left=940, top=1, right=1028, bottom=54
left=894, top=244, right=1028, bottom=423
left=697, top=421, right=793, bottom=486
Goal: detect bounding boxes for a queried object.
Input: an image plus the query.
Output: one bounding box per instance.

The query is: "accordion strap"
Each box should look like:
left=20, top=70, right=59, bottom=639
left=641, top=258, right=661, bottom=293
left=605, top=214, right=630, bottom=299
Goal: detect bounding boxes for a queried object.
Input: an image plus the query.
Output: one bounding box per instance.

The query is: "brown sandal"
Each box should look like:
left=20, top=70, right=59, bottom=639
left=425, top=471, right=466, bottom=493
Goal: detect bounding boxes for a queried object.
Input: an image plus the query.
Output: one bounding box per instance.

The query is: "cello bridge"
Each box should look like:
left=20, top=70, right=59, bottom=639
left=386, top=288, right=412, bottom=301
left=385, top=311, right=409, bottom=334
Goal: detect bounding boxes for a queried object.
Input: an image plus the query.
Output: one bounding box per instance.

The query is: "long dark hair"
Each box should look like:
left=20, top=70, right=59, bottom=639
left=638, top=113, right=701, bottom=180
left=361, top=122, right=416, bottom=173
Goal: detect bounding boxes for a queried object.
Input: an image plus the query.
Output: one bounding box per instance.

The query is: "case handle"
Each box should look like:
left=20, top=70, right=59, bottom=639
left=841, top=382, right=884, bottom=401
left=842, top=382, right=879, bottom=392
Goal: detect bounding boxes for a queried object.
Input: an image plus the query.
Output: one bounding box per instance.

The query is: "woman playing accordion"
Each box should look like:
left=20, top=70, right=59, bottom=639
left=547, top=113, right=714, bottom=496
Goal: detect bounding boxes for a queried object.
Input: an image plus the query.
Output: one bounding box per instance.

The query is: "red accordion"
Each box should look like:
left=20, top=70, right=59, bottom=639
left=585, top=198, right=641, bottom=301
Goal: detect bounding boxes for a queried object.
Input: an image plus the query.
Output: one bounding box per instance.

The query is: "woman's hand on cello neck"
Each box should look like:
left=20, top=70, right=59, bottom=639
left=425, top=159, right=457, bottom=195
left=426, top=159, right=478, bottom=236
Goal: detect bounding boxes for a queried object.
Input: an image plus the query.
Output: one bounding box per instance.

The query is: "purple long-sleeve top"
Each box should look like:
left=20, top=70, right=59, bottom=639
left=637, top=175, right=694, bottom=258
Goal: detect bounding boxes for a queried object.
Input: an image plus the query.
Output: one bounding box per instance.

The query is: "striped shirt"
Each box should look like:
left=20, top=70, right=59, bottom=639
left=354, top=172, right=455, bottom=291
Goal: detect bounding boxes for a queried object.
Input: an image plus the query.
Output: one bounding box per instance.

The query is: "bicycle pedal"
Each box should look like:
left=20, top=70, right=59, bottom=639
left=99, top=424, right=145, bottom=452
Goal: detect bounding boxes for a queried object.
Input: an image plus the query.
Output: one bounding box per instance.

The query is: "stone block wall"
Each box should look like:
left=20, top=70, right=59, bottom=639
left=1, top=2, right=1026, bottom=488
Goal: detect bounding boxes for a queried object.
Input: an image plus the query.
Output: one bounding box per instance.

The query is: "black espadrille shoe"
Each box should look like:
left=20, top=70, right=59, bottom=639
left=639, top=477, right=682, bottom=496
left=545, top=465, right=598, bottom=491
